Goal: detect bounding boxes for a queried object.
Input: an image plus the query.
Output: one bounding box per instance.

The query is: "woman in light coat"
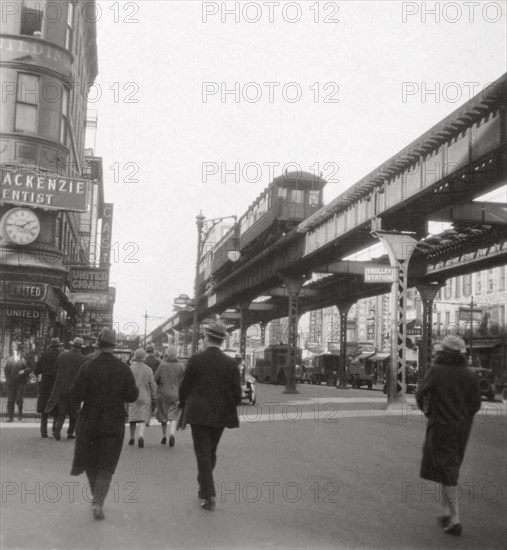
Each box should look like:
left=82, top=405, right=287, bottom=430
left=155, top=346, right=185, bottom=447
left=127, top=349, right=156, bottom=448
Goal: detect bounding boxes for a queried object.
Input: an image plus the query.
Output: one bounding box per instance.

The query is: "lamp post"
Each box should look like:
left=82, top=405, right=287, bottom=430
left=191, top=211, right=237, bottom=353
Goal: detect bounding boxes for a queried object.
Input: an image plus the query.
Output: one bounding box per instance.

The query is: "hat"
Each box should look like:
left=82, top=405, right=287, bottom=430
left=203, top=321, right=227, bottom=341
left=97, top=327, right=116, bottom=346
left=435, top=335, right=466, bottom=354
left=49, top=338, right=61, bottom=348
left=134, top=348, right=146, bottom=361
left=145, top=344, right=155, bottom=352
left=70, top=337, right=85, bottom=348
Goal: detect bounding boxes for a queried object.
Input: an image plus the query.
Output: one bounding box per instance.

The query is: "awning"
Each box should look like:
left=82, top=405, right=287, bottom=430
left=369, top=352, right=391, bottom=361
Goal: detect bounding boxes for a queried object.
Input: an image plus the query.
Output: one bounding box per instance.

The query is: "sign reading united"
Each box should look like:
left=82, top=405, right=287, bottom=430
left=70, top=267, right=109, bottom=293
left=1, top=169, right=88, bottom=212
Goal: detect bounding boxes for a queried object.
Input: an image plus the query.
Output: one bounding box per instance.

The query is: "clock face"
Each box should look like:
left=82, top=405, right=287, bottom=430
left=2, top=208, right=41, bottom=245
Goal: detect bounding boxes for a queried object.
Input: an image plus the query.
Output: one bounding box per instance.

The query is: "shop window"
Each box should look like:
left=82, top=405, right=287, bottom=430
left=66, top=2, right=74, bottom=51
left=20, top=1, right=43, bottom=37
left=15, top=73, right=39, bottom=134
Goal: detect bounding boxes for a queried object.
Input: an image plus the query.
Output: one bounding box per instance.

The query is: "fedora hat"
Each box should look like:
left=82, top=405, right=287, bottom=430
left=70, top=337, right=85, bottom=348
left=203, top=321, right=227, bottom=341
left=97, top=327, right=116, bottom=346
left=435, top=335, right=466, bottom=354
left=49, top=338, right=61, bottom=348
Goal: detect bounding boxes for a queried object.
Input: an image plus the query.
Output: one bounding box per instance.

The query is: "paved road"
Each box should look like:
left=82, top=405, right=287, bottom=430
left=1, top=384, right=506, bottom=550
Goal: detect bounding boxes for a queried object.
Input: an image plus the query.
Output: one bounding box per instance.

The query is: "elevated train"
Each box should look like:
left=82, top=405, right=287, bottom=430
left=197, top=171, right=327, bottom=294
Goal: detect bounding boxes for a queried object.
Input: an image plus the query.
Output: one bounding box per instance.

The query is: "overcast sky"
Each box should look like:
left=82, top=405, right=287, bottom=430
left=90, top=1, right=506, bottom=338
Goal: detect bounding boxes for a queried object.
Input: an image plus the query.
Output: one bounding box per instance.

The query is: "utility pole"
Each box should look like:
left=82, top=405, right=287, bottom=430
left=143, top=310, right=148, bottom=347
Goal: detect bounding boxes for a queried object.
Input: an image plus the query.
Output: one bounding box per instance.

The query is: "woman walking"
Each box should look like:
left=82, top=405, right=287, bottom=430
left=154, top=346, right=185, bottom=447
left=127, top=349, right=156, bottom=448
left=416, top=335, right=481, bottom=536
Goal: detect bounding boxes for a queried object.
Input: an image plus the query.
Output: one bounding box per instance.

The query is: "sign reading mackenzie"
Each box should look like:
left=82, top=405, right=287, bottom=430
left=70, top=267, right=109, bottom=292
left=1, top=169, right=88, bottom=212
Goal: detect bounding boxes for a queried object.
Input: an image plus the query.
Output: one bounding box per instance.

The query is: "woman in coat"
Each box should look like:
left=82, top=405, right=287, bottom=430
left=416, top=335, right=481, bottom=536
left=127, top=348, right=156, bottom=448
left=154, top=346, right=185, bottom=447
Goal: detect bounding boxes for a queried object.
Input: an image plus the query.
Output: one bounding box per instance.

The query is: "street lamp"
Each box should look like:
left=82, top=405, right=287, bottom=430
left=191, top=211, right=238, bottom=353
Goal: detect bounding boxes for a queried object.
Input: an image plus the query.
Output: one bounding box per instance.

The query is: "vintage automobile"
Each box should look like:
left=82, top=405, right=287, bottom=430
left=347, top=353, right=375, bottom=389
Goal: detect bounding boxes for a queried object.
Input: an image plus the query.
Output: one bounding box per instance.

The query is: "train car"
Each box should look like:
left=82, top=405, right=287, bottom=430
left=253, top=344, right=303, bottom=384
left=196, top=171, right=327, bottom=293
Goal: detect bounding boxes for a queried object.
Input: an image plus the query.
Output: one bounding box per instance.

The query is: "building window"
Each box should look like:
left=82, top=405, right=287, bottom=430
left=278, top=187, right=287, bottom=199
left=463, top=274, right=472, bottom=297
left=475, top=277, right=482, bottom=294
left=60, top=87, right=69, bottom=144
left=444, top=281, right=451, bottom=300
left=66, top=2, right=74, bottom=51
left=15, top=73, right=39, bottom=134
left=445, top=311, right=450, bottom=325
left=500, top=267, right=506, bottom=291
left=454, top=276, right=461, bottom=298
left=20, top=1, right=43, bottom=36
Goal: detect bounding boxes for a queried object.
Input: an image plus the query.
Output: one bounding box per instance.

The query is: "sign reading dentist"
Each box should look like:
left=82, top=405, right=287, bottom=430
left=1, top=168, right=88, bottom=212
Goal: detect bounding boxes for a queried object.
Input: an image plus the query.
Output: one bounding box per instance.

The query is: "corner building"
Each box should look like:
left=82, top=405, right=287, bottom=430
left=0, top=1, right=99, bottom=361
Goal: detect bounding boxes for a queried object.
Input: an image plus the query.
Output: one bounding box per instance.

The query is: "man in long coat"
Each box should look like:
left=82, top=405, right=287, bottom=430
left=4, top=343, right=33, bottom=422
left=46, top=337, right=87, bottom=440
left=70, top=327, right=138, bottom=520
left=179, top=321, right=242, bottom=511
left=34, top=338, right=62, bottom=437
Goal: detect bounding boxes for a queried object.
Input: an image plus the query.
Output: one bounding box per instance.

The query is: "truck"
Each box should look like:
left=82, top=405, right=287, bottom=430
left=253, top=344, right=303, bottom=383
left=305, top=353, right=339, bottom=385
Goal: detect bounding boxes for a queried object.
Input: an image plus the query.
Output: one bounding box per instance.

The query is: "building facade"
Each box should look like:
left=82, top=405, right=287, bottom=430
left=0, top=1, right=100, bottom=361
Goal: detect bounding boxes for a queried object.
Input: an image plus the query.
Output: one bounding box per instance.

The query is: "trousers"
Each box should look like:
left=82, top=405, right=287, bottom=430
left=7, top=379, right=26, bottom=419
left=54, top=413, right=77, bottom=436
left=190, top=425, right=225, bottom=499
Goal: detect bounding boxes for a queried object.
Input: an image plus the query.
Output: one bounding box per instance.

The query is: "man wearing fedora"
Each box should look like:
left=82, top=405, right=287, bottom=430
left=34, top=338, right=62, bottom=438
left=179, top=321, right=242, bottom=511
left=69, top=327, right=138, bottom=520
left=45, top=337, right=87, bottom=440
left=4, top=342, right=34, bottom=422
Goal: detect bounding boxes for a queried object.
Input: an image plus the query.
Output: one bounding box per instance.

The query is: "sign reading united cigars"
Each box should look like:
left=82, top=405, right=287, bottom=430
left=1, top=169, right=88, bottom=212
left=70, top=267, right=109, bottom=293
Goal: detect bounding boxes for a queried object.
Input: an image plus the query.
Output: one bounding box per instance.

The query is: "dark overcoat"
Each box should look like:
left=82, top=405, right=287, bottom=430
left=416, top=357, right=481, bottom=486
left=34, top=348, right=60, bottom=413
left=179, top=346, right=242, bottom=429
left=70, top=351, right=138, bottom=476
left=45, top=349, right=86, bottom=416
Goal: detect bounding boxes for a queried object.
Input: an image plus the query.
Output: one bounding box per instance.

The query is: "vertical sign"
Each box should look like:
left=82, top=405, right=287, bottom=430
left=100, top=203, right=114, bottom=267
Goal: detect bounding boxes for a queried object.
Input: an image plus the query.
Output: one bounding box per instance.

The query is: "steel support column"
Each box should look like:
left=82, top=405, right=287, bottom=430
left=279, top=275, right=305, bottom=394
left=336, top=300, right=355, bottom=389
left=237, top=299, right=251, bottom=384
left=415, top=282, right=444, bottom=381
left=372, top=231, right=417, bottom=408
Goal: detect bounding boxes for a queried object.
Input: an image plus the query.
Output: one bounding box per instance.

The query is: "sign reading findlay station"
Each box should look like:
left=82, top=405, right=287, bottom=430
left=364, top=266, right=397, bottom=283
left=1, top=169, right=88, bottom=212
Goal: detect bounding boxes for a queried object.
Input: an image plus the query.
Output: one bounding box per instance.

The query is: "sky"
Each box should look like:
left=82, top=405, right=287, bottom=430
left=89, top=1, right=507, bottom=339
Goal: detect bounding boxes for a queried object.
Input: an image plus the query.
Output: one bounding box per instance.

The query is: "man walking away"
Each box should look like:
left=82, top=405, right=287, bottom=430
left=34, top=338, right=61, bottom=437
left=4, top=343, right=33, bottom=422
left=144, top=344, right=161, bottom=425
left=70, top=328, right=138, bottom=520
left=46, top=337, right=87, bottom=440
left=179, top=321, right=242, bottom=511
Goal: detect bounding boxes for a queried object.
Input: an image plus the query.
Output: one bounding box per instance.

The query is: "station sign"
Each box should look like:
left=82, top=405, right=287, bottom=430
left=364, top=267, right=396, bottom=283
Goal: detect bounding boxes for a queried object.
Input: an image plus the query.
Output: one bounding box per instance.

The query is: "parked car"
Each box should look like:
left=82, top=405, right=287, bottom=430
left=347, top=353, right=375, bottom=389
left=470, top=367, right=496, bottom=401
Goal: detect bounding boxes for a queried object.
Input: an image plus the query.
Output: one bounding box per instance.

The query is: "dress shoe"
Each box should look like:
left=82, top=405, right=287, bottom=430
left=54, top=433, right=61, bottom=441
left=92, top=504, right=105, bottom=520
left=138, top=437, right=144, bottom=448
left=128, top=438, right=135, bottom=445
left=437, top=515, right=451, bottom=528
left=200, top=497, right=215, bottom=511
left=161, top=437, right=167, bottom=445
left=41, top=434, right=48, bottom=438
left=67, top=434, right=76, bottom=440
left=443, top=522, right=462, bottom=536
left=169, top=435, right=175, bottom=447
